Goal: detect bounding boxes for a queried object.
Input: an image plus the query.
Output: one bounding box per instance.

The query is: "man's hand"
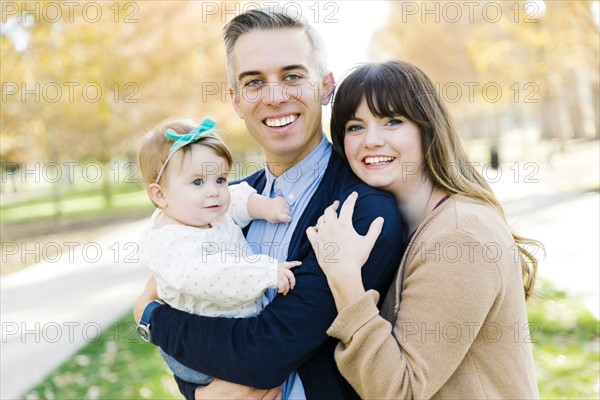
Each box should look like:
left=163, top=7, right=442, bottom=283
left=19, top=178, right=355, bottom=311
left=133, top=276, right=159, bottom=324
left=195, top=379, right=282, bottom=400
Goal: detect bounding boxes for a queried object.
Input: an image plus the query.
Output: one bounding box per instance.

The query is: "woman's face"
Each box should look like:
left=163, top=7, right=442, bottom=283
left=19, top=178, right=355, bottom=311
left=343, top=100, right=425, bottom=198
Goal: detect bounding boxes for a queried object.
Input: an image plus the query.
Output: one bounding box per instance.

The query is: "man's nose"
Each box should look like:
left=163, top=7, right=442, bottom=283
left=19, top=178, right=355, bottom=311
left=262, top=82, right=289, bottom=106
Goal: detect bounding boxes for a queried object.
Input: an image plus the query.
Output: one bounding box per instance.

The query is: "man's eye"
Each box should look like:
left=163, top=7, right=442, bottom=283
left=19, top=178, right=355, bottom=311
left=193, top=178, right=204, bottom=186
left=246, top=79, right=263, bottom=88
left=285, top=74, right=302, bottom=82
left=216, top=177, right=227, bottom=184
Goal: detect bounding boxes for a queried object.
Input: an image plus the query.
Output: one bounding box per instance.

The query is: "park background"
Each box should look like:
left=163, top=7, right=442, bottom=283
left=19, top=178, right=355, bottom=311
left=1, top=0, right=599, bottom=398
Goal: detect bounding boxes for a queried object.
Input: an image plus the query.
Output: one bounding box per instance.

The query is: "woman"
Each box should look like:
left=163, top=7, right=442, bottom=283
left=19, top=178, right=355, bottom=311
left=306, top=61, right=542, bottom=399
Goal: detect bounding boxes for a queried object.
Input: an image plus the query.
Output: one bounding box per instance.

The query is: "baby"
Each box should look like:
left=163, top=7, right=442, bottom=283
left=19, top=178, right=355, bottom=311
left=137, top=117, right=300, bottom=385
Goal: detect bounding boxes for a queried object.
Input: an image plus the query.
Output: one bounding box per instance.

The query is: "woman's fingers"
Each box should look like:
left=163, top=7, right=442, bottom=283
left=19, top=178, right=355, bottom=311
left=365, top=216, right=385, bottom=251
left=323, top=200, right=340, bottom=222
left=323, top=192, right=358, bottom=225
left=306, top=225, right=318, bottom=245
left=339, top=191, right=358, bottom=222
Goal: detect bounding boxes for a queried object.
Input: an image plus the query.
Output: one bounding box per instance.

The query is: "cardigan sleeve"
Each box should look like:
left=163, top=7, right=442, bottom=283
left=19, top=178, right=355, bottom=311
left=327, top=230, right=502, bottom=399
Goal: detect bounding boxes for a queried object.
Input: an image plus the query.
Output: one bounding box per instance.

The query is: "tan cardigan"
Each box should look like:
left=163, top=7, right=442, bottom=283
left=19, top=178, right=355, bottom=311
left=327, top=196, right=539, bottom=399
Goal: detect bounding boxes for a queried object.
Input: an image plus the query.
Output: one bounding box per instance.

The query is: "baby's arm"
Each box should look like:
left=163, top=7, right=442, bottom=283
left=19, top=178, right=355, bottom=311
left=247, top=194, right=292, bottom=224
left=229, top=181, right=291, bottom=225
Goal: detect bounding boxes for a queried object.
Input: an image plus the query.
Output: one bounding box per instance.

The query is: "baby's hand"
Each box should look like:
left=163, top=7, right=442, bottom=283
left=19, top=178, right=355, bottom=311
left=265, top=197, right=292, bottom=224
left=277, top=261, right=301, bottom=295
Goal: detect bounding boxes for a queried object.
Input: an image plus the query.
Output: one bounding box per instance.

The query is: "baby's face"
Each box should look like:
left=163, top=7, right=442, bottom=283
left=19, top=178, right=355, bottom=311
left=160, top=145, right=231, bottom=228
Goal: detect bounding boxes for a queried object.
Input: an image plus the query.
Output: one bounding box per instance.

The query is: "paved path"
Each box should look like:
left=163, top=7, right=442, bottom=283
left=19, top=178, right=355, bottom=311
left=1, top=144, right=598, bottom=399
left=488, top=143, right=600, bottom=318
left=1, top=220, right=150, bottom=400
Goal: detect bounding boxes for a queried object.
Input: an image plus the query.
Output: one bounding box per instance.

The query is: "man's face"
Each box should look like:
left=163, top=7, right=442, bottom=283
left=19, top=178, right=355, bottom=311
left=229, top=28, right=334, bottom=172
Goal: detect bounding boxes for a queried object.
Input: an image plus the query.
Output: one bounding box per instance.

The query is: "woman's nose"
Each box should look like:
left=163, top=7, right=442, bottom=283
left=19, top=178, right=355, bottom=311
left=363, top=127, right=385, bottom=148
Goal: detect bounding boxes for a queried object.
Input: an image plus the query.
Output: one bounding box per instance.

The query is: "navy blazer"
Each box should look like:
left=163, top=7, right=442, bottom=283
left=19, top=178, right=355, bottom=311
left=150, top=151, right=407, bottom=399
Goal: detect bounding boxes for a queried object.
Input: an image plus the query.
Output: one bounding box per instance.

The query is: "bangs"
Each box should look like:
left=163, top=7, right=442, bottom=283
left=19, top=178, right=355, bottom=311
left=332, top=63, right=417, bottom=133
left=361, top=67, right=412, bottom=120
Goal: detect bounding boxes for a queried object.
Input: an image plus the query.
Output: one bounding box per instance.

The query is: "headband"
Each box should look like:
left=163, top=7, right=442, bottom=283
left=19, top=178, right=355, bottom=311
left=155, top=118, right=225, bottom=184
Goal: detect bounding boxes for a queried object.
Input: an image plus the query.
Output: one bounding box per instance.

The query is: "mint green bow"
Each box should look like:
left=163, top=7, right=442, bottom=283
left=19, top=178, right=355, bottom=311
left=165, top=118, right=223, bottom=151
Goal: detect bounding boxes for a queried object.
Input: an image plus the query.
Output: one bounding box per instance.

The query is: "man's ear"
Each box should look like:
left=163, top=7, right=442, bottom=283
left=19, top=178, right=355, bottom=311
left=321, top=72, right=336, bottom=106
left=229, top=85, right=244, bottom=119
left=147, top=183, right=167, bottom=208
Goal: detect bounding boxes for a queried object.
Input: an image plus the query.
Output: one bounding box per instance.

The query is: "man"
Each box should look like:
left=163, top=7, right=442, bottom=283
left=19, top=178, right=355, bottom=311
left=135, top=7, right=406, bottom=399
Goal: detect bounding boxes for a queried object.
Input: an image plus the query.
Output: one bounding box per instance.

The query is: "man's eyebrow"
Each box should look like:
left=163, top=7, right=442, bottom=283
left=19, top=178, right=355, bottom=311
left=237, top=70, right=261, bottom=82
left=237, top=64, right=310, bottom=81
left=282, top=64, right=309, bottom=73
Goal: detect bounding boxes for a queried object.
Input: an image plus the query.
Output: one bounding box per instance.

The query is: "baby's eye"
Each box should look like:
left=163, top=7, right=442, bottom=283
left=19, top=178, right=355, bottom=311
left=216, top=177, right=227, bottom=184
left=193, top=178, right=204, bottom=186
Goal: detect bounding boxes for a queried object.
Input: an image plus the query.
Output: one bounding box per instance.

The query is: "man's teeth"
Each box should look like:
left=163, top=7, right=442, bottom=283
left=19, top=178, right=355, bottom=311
left=265, top=115, right=297, bottom=127
left=364, top=156, right=395, bottom=165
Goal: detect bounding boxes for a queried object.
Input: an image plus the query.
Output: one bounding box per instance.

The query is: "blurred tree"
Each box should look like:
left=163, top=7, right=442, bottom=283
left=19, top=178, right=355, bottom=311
left=370, top=0, right=599, bottom=146
left=466, top=0, right=600, bottom=145
left=1, top=1, right=258, bottom=207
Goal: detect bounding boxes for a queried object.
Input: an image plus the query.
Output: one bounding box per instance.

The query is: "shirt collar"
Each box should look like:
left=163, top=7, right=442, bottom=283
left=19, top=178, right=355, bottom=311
left=264, top=135, right=331, bottom=204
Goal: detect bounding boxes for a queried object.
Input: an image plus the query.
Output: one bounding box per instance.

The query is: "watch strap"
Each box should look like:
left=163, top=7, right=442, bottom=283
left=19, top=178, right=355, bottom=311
left=140, top=300, right=164, bottom=326
left=137, top=300, right=164, bottom=342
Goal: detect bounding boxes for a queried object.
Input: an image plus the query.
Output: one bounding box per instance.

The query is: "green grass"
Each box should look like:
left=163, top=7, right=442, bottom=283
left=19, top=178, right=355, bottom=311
left=528, top=281, right=600, bottom=398
left=22, top=313, right=180, bottom=400
left=1, top=186, right=151, bottom=224
left=22, top=280, right=600, bottom=399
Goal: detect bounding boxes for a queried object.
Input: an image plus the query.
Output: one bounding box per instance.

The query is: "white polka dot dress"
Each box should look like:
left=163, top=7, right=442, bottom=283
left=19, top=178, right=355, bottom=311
left=138, top=182, right=278, bottom=317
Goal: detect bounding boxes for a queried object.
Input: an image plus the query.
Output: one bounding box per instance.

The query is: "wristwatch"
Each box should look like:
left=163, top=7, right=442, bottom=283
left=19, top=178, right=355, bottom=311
left=137, top=300, right=165, bottom=342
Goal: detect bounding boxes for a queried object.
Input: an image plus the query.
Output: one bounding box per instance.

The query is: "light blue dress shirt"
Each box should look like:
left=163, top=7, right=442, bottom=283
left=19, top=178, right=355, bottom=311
left=245, top=136, right=332, bottom=400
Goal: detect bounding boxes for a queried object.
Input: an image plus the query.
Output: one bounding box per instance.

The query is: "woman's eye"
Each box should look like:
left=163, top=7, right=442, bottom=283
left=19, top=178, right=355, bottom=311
left=387, top=118, right=404, bottom=126
left=193, top=178, right=204, bottom=186
left=345, top=124, right=364, bottom=133
left=216, top=177, right=227, bottom=184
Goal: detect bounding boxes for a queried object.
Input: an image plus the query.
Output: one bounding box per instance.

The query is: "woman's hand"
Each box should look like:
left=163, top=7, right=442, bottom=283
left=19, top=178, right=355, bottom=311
left=133, top=276, right=159, bottom=324
left=306, top=192, right=384, bottom=310
left=195, top=379, right=282, bottom=400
